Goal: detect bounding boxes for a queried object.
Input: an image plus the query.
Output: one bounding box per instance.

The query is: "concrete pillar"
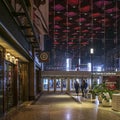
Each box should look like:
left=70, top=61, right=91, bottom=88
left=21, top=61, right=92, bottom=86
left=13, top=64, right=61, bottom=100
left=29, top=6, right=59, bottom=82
left=54, top=77, right=56, bottom=93
left=61, top=78, right=63, bottom=93
left=48, top=78, right=50, bottom=92
left=29, top=61, right=36, bottom=100
left=67, top=78, right=70, bottom=93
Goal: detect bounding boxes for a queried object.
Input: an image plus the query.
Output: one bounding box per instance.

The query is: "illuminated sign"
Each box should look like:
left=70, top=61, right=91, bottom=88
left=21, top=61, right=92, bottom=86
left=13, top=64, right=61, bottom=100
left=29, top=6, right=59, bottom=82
left=40, top=51, right=49, bottom=62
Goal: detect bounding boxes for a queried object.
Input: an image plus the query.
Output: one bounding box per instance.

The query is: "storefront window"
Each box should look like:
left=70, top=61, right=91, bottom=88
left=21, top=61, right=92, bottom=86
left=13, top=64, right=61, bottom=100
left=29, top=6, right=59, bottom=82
left=49, top=79, right=54, bottom=91
left=0, top=47, right=4, bottom=116
left=70, top=79, right=74, bottom=91
left=56, top=79, right=61, bottom=91
left=62, top=80, right=66, bottom=90
left=43, top=78, right=48, bottom=91
left=5, top=62, right=14, bottom=110
left=18, top=63, right=28, bottom=103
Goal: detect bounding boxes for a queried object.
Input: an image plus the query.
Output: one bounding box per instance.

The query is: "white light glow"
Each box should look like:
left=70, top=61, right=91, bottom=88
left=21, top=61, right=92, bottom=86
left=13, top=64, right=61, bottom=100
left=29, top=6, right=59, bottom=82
left=87, top=62, right=91, bottom=71
left=90, top=48, right=94, bottom=54
left=66, top=58, right=72, bottom=71
left=79, top=58, right=81, bottom=65
left=97, top=66, right=102, bottom=71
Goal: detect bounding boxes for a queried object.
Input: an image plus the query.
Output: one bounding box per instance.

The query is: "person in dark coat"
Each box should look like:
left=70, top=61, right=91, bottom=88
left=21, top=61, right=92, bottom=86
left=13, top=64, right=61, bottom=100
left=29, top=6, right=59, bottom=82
left=81, top=80, right=88, bottom=97
left=74, top=81, right=80, bottom=96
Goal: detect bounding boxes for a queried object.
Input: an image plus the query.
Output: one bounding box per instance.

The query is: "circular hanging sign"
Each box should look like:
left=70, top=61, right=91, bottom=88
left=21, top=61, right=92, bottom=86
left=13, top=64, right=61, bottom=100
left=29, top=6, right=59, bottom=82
left=40, top=52, right=49, bottom=62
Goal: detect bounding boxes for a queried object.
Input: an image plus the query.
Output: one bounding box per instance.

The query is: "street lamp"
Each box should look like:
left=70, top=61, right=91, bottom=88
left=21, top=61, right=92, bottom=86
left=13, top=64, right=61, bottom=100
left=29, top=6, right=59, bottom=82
left=90, top=48, right=94, bottom=54
left=90, top=48, right=94, bottom=88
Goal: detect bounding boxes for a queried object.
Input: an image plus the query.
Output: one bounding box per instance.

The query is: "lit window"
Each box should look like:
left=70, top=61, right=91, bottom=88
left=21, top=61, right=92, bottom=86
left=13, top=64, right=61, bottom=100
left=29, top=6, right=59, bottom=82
left=87, top=62, right=91, bottom=71
left=66, top=58, right=72, bottom=71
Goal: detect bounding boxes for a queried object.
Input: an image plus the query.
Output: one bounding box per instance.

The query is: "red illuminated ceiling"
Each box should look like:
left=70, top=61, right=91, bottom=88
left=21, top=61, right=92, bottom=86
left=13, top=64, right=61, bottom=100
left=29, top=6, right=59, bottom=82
left=49, top=0, right=120, bottom=59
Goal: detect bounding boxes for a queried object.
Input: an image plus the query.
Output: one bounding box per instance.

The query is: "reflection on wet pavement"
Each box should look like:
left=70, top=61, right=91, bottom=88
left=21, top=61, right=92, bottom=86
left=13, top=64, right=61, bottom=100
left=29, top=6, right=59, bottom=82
left=3, top=93, right=120, bottom=120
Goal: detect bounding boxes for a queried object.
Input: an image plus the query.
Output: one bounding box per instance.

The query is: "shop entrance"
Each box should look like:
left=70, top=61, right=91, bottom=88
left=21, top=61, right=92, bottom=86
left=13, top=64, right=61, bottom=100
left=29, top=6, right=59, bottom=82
left=42, top=77, right=92, bottom=93
left=43, top=78, right=67, bottom=92
left=4, top=61, right=17, bottom=111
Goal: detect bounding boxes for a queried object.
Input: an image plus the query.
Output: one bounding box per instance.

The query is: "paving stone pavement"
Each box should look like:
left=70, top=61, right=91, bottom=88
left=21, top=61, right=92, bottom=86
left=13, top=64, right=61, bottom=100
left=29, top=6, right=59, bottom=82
left=2, top=93, right=120, bottom=120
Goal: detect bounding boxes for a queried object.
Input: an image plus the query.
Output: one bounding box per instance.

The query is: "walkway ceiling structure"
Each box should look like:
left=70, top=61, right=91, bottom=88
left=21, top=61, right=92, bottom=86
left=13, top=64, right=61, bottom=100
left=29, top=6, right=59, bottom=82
left=49, top=0, right=120, bottom=66
left=2, top=0, right=41, bottom=55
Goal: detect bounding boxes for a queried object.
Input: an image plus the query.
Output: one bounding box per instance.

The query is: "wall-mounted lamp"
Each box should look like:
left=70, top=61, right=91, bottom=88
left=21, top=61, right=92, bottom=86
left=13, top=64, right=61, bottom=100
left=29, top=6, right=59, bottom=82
left=7, top=53, right=10, bottom=56
left=6, top=52, right=10, bottom=60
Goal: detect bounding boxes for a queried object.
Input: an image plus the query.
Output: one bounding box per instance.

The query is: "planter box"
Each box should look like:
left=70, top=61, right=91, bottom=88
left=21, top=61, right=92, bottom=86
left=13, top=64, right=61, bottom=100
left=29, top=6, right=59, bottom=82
left=112, top=94, right=120, bottom=111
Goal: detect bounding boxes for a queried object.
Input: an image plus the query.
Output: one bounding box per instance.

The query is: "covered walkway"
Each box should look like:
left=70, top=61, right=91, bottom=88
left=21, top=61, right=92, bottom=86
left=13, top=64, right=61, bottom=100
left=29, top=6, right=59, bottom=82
left=2, top=93, right=120, bottom=120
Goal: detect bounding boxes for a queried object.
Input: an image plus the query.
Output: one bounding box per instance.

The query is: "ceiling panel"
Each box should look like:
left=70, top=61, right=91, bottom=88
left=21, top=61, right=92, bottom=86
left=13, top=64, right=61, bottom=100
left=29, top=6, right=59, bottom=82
left=49, top=0, right=120, bottom=65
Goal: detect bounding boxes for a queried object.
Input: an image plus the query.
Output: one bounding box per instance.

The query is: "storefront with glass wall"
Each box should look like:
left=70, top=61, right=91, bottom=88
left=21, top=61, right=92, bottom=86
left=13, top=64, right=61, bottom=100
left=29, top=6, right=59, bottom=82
left=42, top=77, right=92, bottom=93
left=0, top=45, right=42, bottom=116
left=0, top=46, right=4, bottom=116
left=0, top=0, right=42, bottom=116
left=0, top=45, right=30, bottom=116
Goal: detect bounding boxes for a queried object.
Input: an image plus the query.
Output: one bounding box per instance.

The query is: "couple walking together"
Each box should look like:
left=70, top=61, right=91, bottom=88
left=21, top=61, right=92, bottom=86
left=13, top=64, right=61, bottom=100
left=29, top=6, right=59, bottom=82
left=74, top=80, right=88, bottom=97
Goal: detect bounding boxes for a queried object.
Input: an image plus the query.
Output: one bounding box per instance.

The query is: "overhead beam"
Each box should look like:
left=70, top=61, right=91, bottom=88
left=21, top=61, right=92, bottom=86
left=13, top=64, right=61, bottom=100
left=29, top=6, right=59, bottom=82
left=12, top=12, right=26, bottom=16
left=25, top=35, right=35, bottom=38
left=20, top=25, right=31, bottom=29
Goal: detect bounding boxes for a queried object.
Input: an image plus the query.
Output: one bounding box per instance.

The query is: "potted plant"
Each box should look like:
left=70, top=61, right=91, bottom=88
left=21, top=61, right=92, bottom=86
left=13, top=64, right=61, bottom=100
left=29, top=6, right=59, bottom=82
left=89, top=81, right=98, bottom=99
left=101, top=92, right=112, bottom=106
left=89, top=83, right=104, bottom=100
left=91, top=83, right=113, bottom=106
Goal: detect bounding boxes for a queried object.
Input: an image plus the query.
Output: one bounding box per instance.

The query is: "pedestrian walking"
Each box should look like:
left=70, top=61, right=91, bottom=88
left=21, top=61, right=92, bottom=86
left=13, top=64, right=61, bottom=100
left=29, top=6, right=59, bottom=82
left=74, top=81, right=80, bottom=96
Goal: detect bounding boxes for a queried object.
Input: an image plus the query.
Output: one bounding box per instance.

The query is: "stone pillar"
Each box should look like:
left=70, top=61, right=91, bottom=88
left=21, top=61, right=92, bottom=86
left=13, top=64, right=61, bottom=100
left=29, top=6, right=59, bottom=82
left=48, top=77, right=50, bottom=92
left=67, top=78, right=70, bottom=93
left=29, top=61, right=36, bottom=100
left=22, top=63, right=29, bottom=101
left=61, top=78, right=63, bottom=93
left=54, top=77, right=56, bottom=93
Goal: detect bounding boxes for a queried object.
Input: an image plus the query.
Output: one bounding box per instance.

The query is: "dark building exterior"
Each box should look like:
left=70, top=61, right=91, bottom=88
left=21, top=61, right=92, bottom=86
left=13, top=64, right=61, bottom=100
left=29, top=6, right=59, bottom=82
left=0, top=0, right=120, bottom=118
left=0, top=0, right=48, bottom=116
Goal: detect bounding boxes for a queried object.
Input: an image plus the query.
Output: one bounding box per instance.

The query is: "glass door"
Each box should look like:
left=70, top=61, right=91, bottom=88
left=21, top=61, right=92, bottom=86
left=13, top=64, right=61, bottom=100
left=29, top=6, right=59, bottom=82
left=0, top=48, right=4, bottom=116
left=70, top=79, right=75, bottom=91
left=62, top=79, right=67, bottom=91
left=56, top=79, right=61, bottom=91
left=43, top=78, right=48, bottom=91
left=5, top=62, right=14, bottom=110
left=49, top=79, right=54, bottom=91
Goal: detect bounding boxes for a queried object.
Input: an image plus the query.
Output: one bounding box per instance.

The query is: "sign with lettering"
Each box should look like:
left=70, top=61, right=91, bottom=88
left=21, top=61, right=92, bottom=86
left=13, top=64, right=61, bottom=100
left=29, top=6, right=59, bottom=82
left=103, top=76, right=119, bottom=90
left=39, top=51, right=49, bottom=62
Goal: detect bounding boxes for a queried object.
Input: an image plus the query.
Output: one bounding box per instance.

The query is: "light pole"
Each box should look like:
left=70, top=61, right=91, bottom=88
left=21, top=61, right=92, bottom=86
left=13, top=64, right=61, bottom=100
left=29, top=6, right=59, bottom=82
left=90, top=48, right=94, bottom=89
